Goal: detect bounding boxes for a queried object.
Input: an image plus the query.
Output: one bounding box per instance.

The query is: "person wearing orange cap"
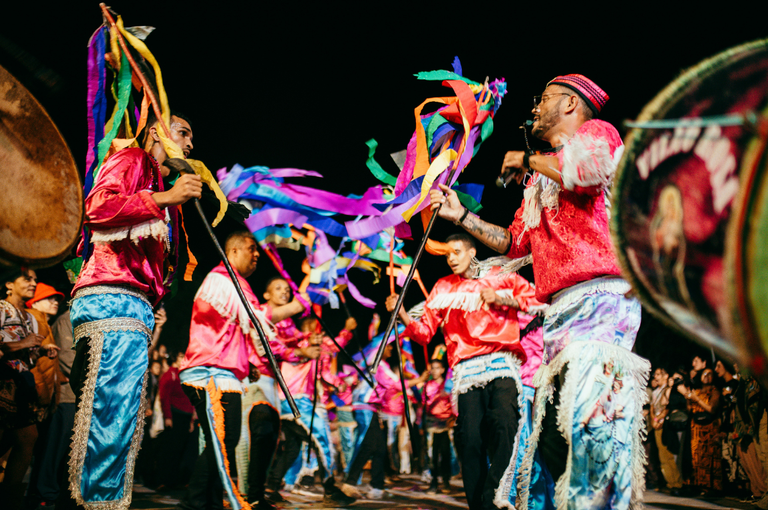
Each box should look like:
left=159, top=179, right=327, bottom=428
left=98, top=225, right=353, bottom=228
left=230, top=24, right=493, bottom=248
left=27, top=283, right=65, bottom=323
left=429, top=75, right=648, bottom=509
left=0, top=266, right=60, bottom=506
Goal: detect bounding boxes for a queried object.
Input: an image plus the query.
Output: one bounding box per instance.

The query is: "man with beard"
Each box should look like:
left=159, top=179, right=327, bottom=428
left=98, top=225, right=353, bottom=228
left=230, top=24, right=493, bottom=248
left=68, top=112, right=202, bottom=509
left=429, top=75, right=646, bottom=509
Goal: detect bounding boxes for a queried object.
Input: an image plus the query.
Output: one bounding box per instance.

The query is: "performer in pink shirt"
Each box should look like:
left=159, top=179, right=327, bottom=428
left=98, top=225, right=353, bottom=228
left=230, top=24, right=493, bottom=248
left=178, top=232, right=314, bottom=510
left=68, top=112, right=202, bottom=510
left=264, top=316, right=357, bottom=506
left=236, top=276, right=311, bottom=507
left=429, top=74, right=648, bottom=510
left=342, top=333, right=423, bottom=500
left=423, top=357, right=455, bottom=495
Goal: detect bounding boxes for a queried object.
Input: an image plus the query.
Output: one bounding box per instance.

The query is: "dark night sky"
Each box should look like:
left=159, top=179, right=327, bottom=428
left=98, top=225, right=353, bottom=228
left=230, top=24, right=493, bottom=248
left=2, top=3, right=765, bottom=371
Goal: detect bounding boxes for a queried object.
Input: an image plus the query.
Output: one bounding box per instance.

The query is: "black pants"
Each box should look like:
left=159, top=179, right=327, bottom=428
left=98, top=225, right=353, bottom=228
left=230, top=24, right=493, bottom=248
left=266, top=419, right=336, bottom=493
left=179, top=386, right=241, bottom=510
left=455, top=378, right=519, bottom=510
left=538, top=369, right=569, bottom=483
left=247, top=403, right=280, bottom=502
left=70, top=338, right=91, bottom=401
left=431, top=430, right=452, bottom=486
left=345, top=412, right=387, bottom=490
left=158, top=408, right=195, bottom=487
left=32, top=403, right=76, bottom=502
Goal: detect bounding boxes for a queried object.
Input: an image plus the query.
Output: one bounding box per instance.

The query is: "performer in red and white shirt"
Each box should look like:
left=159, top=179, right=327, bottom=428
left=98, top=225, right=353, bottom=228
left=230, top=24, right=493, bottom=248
left=429, top=74, right=647, bottom=510
left=387, top=233, right=539, bottom=510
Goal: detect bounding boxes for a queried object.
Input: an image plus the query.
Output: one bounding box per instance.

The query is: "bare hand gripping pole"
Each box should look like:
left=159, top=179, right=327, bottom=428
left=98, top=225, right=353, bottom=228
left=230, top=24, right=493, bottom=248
left=171, top=162, right=302, bottom=418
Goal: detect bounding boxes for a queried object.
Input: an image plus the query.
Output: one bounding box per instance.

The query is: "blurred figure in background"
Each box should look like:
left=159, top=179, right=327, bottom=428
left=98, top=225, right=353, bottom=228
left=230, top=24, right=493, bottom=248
left=684, top=367, right=722, bottom=495
left=0, top=267, right=59, bottom=506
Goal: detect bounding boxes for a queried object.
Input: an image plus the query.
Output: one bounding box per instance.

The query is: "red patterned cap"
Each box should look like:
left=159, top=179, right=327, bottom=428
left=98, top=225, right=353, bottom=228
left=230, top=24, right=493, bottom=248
left=547, top=74, right=609, bottom=115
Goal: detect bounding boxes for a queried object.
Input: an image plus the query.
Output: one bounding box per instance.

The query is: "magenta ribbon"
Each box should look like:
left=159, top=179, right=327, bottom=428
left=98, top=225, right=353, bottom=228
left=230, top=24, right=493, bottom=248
left=224, top=166, right=386, bottom=217
left=244, top=208, right=308, bottom=233
left=86, top=26, right=105, bottom=176
left=345, top=167, right=461, bottom=240
left=306, top=230, right=336, bottom=269
left=338, top=275, right=376, bottom=309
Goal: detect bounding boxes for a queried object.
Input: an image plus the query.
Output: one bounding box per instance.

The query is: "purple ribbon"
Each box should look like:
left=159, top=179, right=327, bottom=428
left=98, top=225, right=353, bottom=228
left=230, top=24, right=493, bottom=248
left=85, top=26, right=106, bottom=179
left=306, top=230, right=336, bottom=269
left=338, top=275, right=376, bottom=309
left=244, top=208, right=308, bottom=233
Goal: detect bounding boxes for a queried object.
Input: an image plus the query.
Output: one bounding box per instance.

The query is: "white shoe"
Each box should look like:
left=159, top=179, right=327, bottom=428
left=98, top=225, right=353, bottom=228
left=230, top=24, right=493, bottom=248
left=366, top=488, right=385, bottom=499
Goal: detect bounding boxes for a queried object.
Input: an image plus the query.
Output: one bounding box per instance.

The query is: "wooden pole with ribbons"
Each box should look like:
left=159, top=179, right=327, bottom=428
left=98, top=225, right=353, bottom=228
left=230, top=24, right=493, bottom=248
left=98, top=4, right=302, bottom=417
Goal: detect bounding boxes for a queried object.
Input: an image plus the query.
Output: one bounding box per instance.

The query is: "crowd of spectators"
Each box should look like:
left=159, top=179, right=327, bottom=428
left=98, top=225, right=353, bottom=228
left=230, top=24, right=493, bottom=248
left=647, top=354, right=768, bottom=508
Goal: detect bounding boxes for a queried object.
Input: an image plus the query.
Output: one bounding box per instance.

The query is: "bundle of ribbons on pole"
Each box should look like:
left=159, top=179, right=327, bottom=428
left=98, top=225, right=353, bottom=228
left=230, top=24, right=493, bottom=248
left=86, top=4, right=301, bottom=417
left=218, top=58, right=506, bottom=444
left=361, top=59, right=506, bottom=375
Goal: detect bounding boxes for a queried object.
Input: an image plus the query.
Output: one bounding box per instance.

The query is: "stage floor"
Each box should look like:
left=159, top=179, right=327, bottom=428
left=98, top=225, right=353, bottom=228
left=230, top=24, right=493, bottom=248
left=129, top=475, right=762, bottom=509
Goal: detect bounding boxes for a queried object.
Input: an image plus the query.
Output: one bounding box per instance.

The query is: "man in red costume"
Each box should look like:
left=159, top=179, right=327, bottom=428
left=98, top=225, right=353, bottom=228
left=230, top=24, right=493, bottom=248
left=387, top=233, right=537, bottom=510
left=429, top=75, right=647, bottom=510
left=69, top=113, right=202, bottom=509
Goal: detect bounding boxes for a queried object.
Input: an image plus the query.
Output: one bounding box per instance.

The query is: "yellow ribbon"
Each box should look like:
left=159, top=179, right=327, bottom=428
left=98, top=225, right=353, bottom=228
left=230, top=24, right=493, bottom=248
left=401, top=149, right=458, bottom=222
left=116, top=16, right=228, bottom=226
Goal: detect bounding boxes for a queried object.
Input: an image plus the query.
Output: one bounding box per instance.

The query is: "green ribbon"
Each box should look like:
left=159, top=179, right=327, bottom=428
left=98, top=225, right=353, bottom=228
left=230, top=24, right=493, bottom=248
left=95, top=50, right=132, bottom=177
left=454, top=189, right=483, bottom=213
left=414, top=70, right=481, bottom=86
left=365, top=139, right=397, bottom=186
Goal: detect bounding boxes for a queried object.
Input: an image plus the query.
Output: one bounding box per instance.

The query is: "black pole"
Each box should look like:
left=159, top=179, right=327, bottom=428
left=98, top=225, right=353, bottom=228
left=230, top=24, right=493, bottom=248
left=307, top=357, right=320, bottom=463
left=391, top=319, right=417, bottom=454
left=310, top=309, right=375, bottom=388
left=370, top=205, right=442, bottom=375
left=185, top=190, right=301, bottom=418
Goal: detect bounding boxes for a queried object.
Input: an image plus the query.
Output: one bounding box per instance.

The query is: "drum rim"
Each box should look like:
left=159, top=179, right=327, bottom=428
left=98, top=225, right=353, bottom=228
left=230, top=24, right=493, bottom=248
left=611, top=38, right=768, bottom=364
left=0, top=64, right=83, bottom=268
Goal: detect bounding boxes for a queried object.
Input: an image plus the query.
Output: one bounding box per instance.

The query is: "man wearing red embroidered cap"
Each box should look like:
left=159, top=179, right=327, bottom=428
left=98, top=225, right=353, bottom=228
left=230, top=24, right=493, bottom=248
left=429, top=75, right=648, bottom=509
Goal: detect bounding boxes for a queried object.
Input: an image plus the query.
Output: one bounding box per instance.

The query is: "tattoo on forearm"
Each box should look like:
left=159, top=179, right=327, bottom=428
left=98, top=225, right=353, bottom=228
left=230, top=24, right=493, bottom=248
left=461, top=214, right=512, bottom=253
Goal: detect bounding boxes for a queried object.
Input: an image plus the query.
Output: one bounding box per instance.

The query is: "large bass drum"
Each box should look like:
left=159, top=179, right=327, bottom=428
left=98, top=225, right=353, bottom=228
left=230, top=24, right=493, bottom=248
left=0, top=64, right=82, bottom=267
left=612, top=39, right=768, bottom=380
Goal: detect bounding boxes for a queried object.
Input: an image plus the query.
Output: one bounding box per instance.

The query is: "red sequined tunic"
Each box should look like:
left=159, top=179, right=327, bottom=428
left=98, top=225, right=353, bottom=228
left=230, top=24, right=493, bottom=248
left=506, top=120, right=624, bottom=303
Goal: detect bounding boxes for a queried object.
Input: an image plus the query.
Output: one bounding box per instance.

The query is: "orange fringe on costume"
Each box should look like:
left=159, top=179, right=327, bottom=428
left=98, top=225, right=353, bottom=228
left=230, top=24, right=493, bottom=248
left=206, top=378, right=251, bottom=510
